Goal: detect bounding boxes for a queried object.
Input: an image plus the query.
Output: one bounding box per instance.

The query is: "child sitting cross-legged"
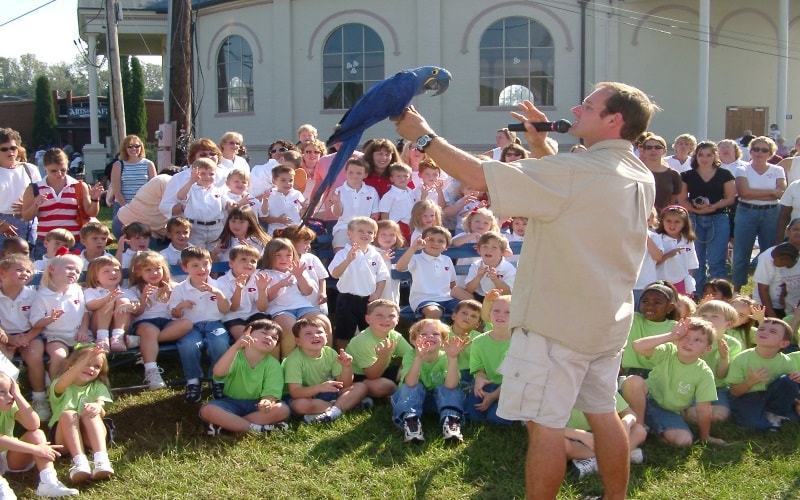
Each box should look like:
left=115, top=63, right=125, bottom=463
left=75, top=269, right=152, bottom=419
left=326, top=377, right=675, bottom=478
left=345, top=299, right=413, bottom=398
left=621, top=317, right=725, bottom=446
left=282, top=318, right=370, bottom=425
left=199, top=319, right=291, bottom=436
left=391, top=319, right=468, bottom=443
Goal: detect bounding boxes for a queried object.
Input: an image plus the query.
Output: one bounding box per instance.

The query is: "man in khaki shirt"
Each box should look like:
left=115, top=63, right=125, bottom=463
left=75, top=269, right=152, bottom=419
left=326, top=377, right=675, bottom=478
left=395, top=82, right=657, bottom=500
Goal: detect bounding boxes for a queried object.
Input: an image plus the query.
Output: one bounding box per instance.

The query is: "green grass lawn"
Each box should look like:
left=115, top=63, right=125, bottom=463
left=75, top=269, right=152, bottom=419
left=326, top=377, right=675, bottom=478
left=6, top=208, right=794, bottom=498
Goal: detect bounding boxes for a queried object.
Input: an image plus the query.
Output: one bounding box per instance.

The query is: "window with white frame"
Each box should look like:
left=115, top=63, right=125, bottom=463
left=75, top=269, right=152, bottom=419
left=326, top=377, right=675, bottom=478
left=323, top=24, right=384, bottom=110
left=479, top=16, right=554, bottom=107
left=217, top=35, right=253, bottom=113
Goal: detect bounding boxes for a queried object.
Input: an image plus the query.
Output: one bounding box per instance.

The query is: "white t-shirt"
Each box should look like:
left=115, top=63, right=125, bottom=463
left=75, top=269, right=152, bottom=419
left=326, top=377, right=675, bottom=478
left=180, top=184, right=227, bottom=222
left=266, top=188, right=305, bottom=234
left=654, top=234, right=699, bottom=287
left=736, top=163, right=786, bottom=205
left=167, top=277, right=225, bottom=323
left=329, top=244, right=389, bottom=297
left=379, top=186, right=418, bottom=224
left=0, top=287, right=36, bottom=334
left=752, top=245, right=800, bottom=309
left=634, top=230, right=663, bottom=290
left=464, top=257, right=517, bottom=296
left=125, top=285, right=172, bottom=321
left=331, top=183, right=380, bottom=234
left=248, top=160, right=278, bottom=198
left=216, top=271, right=264, bottom=321
left=159, top=167, right=230, bottom=219
left=262, top=269, right=316, bottom=315
left=29, top=285, right=86, bottom=344
left=407, top=251, right=457, bottom=310
left=219, top=155, right=250, bottom=174
left=665, top=156, right=692, bottom=173
left=779, top=179, right=800, bottom=220
left=0, top=163, right=41, bottom=213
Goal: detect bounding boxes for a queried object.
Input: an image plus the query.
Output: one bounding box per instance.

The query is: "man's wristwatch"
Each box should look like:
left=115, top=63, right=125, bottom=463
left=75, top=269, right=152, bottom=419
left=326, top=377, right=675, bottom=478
left=415, top=134, right=438, bottom=153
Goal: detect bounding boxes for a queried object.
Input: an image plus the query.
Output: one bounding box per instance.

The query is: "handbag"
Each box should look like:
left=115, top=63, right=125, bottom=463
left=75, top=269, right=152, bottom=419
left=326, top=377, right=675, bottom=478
left=73, top=181, right=91, bottom=228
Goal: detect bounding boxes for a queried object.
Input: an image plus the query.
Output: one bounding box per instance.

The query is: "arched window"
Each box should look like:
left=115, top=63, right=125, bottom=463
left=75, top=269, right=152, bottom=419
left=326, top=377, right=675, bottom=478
left=479, top=16, right=554, bottom=107
left=217, top=35, right=253, bottom=113
left=323, top=24, right=384, bottom=110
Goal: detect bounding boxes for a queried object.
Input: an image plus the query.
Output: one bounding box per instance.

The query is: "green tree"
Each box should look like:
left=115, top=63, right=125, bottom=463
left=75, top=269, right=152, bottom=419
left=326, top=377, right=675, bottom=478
left=127, top=56, right=148, bottom=140
left=31, top=75, right=58, bottom=146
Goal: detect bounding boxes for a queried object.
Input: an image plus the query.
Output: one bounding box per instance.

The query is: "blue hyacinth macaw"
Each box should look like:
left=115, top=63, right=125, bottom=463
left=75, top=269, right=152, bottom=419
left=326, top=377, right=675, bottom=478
left=302, top=66, right=452, bottom=222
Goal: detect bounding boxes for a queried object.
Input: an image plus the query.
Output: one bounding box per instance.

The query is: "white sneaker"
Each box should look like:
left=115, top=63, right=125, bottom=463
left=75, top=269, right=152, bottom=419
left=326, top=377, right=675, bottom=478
left=572, top=457, right=599, bottom=479
left=109, top=336, right=127, bottom=353
left=403, top=415, right=424, bottom=443
left=32, top=398, right=51, bottom=423
left=442, top=415, right=463, bottom=442
left=261, top=422, right=291, bottom=432
left=143, top=367, right=166, bottom=390
left=0, top=476, right=16, bottom=499
left=68, top=460, right=91, bottom=485
left=126, top=335, right=140, bottom=349
left=91, top=458, right=115, bottom=481
left=35, top=481, right=78, bottom=497
left=630, top=447, right=645, bottom=465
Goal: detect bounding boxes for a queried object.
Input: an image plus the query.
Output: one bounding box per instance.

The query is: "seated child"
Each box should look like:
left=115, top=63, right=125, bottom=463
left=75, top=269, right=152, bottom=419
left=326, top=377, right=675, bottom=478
left=212, top=206, right=271, bottom=263
left=115, top=221, right=151, bottom=270
left=328, top=216, right=389, bottom=349
left=394, top=226, right=459, bottom=320
left=216, top=245, right=269, bottom=340
left=29, top=254, right=90, bottom=380
left=464, top=295, right=512, bottom=425
left=448, top=299, right=483, bottom=390
left=567, top=393, right=648, bottom=479
left=0, top=255, right=50, bottom=420
left=391, top=319, right=468, bottom=443
left=346, top=299, right=413, bottom=398
left=48, top=346, right=114, bottom=484
left=700, top=278, right=734, bottom=303
left=728, top=296, right=763, bottom=350
left=453, top=231, right=516, bottom=300
left=34, top=228, right=75, bottom=274
left=282, top=318, right=370, bottom=424
left=0, top=372, right=78, bottom=497
left=621, top=318, right=724, bottom=446
left=684, top=300, right=741, bottom=424
left=728, top=318, right=798, bottom=431
left=675, top=294, right=696, bottom=319
left=621, top=281, right=679, bottom=378
left=168, top=247, right=232, bottom=403
left=78, top=222, right=113, bottom=268
left=199, top=319, right=291, bottom=436
left=0, top=237, right=29, bottom=258
left=752, top=242, right=800, bottom=318
left=83, top=256, right=134, bottom=352
left=160, top=217, right=192, bottom=267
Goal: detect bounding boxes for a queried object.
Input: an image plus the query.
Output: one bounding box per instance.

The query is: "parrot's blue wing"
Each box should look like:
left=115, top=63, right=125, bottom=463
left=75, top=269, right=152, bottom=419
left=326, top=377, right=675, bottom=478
left=302, top=66, right=451, bottom=223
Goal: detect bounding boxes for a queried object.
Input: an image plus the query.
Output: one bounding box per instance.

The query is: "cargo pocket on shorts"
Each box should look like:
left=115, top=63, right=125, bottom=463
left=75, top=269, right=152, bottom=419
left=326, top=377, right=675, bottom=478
left=497, top=332, right=551, bottom=419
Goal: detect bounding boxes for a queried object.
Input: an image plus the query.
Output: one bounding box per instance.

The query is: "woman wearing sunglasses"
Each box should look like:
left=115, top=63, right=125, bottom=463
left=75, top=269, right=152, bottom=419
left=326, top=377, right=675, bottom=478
left=0, top=128, right=42, bottom=246
left=732, top=136, right=786, bottom=294
left=108, top=135, right=156, bottom=216
left=639, top=133, right=681, bottom=213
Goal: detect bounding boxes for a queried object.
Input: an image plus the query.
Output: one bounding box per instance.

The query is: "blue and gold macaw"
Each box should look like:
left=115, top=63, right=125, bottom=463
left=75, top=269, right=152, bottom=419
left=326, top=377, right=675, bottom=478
left=302, top=66, right=452, bottom=221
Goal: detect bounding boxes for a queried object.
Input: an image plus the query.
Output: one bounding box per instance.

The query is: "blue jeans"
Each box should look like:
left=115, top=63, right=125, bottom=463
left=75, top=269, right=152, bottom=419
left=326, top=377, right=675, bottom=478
left=730, top=375, right=800, bottom=431
left=0, top=214, right=34, bottom=249
left=732, top=204, right=779, bottom=287
left=176, top=320, right=230, bottom=381
left=390, top=382, right=464, bottom=427
left=690, top=213, right=730, bottom=293
left=463, top=383, right=512, bottom=425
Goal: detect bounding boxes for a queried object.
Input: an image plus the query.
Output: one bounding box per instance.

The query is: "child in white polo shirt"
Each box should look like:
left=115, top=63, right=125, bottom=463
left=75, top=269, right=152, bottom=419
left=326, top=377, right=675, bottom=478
left=395, top=226, right=459, bottom=320
left=327, top=158, right=380, bottom=251
left=263, top=165, right=305, bottom=235
left=328, top=216, right=389, bottom=350
left=379, top=163, right=418, bottom=242
left=160, top=217, right=192, bottom=267
left=176, top=158, right=227, bottom=250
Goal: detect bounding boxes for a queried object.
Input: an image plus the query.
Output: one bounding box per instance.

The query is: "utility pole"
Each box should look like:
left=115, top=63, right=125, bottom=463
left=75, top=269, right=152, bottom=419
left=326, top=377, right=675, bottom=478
left=170, top=0, right=192, bottom=165
left=106, top=0, right=126, bottom=147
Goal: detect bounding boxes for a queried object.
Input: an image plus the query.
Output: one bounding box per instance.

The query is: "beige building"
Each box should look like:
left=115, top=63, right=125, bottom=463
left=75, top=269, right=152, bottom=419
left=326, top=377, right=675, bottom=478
left=78, top=0, right=799, bottom=162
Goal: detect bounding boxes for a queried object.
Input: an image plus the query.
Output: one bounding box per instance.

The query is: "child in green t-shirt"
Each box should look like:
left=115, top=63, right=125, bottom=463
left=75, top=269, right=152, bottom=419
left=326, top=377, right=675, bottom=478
left=728, top=318, right=799, bottom=431
left=282, top=318, right=369, bottom=424
left=449, top=299, right=483, bottom=390
left=728, top=296, right=763, bottom=349
left=345, top=299, right=412, bottom=398
left=566, top=392, right=648, bottom=479
left=199, top=319, right=291, bottom=436
left=621, top=318, right=724, bottom=446
left=0, top=372, right=78, bottom=497
left=621, top=281, right=679, bottom=378
left=391, top=319, right=467, bottom=443
left=49, top=345, right=114, bottom=484
left=684, top=300, right=742, bottom=424
left=464, top=295, right=511, bottom=425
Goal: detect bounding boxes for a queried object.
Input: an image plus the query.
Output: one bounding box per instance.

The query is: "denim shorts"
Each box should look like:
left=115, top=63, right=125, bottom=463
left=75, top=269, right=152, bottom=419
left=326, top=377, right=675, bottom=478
left=645, top=395, right=690, bottom=435
left=416, top=298, right=460, bottom=316
left=284, top=391, right=338, bottom=406
left=273, top=307, right=320, bottom=320
left=132, top=316, right=172, bottom=332
left=223, top=313, right=269, bottom=331
left=202, top=397, right=260, bottom=417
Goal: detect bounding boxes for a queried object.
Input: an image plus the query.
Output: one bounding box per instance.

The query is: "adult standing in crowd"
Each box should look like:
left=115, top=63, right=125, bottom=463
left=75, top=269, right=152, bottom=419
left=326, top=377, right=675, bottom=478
left=218, top=132, right=250, bottom=173
left=0, top=128, right=41, bottom=246
left=732, top=136, right=786, bottom=293
left=639, top=132, right=680, bottom=213
left=395, top=81, right=658, bottom=500
left=109, top=135, right=156, bottom=216
left=665, top=133, right=696, bottom=173
left=678, top=141, right=736, bottom=296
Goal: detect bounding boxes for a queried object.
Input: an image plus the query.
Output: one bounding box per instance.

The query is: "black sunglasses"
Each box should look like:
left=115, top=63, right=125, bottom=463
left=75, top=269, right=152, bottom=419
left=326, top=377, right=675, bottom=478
left=270, top=147, right=288, bottom=154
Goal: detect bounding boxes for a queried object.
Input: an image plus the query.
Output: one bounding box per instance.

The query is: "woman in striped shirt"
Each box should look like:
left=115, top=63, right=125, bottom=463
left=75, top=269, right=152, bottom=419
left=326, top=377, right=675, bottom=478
left=109, top=135, right=156, bottom=216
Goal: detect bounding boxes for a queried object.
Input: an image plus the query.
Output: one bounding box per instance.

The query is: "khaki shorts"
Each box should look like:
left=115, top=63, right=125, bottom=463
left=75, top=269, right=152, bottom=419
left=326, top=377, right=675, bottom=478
left=0, top=451, right=34, bottom=474
left=497, top=328, right=621, bottom=428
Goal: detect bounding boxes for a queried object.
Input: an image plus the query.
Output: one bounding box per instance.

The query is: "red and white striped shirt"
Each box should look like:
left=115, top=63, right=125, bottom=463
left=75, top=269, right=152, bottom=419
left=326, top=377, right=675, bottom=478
left=35, top=179, right=81, bottom=238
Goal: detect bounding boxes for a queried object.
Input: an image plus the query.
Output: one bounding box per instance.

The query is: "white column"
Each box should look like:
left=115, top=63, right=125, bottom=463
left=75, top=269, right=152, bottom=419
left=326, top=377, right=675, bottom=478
left=88, top=33, right=100, bottom=145
left=777, top=0, right=789, bottom=135
left=697, top=0, right=710, bottom=140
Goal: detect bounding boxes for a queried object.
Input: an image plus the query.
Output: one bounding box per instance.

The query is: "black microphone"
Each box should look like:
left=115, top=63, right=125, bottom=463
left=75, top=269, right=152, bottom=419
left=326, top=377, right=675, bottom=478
left=507, top=119, right=572, bottom=133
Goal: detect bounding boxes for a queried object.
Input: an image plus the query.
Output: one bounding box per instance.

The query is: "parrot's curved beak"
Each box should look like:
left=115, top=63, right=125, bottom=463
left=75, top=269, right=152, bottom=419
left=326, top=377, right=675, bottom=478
left=425, top=68, right=452, bottom=96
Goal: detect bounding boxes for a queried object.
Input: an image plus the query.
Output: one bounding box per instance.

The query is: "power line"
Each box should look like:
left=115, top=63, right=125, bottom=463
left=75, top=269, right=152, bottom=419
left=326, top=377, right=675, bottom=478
left=0, top=0, right=56, bottom=29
